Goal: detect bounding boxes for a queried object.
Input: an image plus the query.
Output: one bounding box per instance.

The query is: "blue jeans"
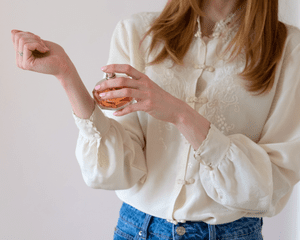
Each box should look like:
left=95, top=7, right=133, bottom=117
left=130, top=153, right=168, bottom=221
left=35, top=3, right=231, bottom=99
left=113, top=202, right=263, bottom=240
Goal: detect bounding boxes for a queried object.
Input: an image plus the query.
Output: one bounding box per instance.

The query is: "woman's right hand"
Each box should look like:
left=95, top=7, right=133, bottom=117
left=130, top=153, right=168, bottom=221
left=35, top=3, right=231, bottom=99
left=11, top=29, right=75, bottom=79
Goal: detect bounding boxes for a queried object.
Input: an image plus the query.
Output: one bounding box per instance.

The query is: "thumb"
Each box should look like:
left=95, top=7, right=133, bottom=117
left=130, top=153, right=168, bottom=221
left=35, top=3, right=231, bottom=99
left=25, top=42, right=49, bottom=53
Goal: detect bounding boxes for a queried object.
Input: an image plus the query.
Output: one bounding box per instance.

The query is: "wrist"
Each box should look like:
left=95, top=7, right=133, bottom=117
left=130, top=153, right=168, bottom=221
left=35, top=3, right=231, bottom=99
left=56, top=64, right=78, bottom=86
left=174, top=103, right=211, bottom=150
left=55, top=56, right=77, bottom=81
left=174, top=102, right=193, bottom=126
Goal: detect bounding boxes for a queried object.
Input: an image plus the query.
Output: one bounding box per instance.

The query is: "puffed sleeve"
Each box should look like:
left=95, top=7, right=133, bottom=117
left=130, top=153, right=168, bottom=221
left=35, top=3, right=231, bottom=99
left=194, top=43, right=300, bottom=217
left=72, top=14, right=148, bottom=190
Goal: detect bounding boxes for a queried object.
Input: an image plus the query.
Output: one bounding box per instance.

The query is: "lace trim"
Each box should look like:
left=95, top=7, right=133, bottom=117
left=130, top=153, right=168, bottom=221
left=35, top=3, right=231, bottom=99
left=72, top=107, right=101, bottom=139
left=195, top=11, right=238, bottom=40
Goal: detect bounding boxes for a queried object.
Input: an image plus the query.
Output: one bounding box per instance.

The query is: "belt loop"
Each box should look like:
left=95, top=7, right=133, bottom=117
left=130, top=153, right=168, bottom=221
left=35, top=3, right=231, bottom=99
left=208, top=223, right=216, bottom=240
left=136, top=213, right=152, bottom=240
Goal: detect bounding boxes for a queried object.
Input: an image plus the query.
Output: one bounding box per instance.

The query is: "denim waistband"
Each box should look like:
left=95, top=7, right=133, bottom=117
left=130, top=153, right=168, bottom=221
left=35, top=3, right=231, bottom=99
left=116, top=202, right=263, bottom=240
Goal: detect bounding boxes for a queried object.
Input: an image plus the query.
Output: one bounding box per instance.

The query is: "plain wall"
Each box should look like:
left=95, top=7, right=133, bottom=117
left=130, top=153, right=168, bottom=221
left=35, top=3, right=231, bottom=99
left=0, top=0, right=299, bottom=239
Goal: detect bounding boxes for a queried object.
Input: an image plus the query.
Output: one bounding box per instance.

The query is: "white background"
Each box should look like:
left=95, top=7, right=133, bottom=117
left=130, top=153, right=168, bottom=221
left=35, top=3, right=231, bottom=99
left=1, top=0, right=299, bottom=239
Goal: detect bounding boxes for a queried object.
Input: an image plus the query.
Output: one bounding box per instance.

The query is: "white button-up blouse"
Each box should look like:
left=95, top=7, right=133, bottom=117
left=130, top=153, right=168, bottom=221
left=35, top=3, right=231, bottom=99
left=72, top=11, right=300, bottom=225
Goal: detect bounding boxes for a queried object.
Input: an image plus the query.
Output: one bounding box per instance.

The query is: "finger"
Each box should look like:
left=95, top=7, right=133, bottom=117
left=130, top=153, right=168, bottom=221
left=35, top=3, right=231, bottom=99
left=24, top=40, right=49, bottom=53
left=99, top=88, right=143, bottom=101
left=11, top=30, right=22, bottom=48
left=102, top=64, right=143, bottom=80
left=22, top=44, right=32, bottom=69
left=14, top=32, right=23, bottom=68
left=11, top=29, right=22, bottom=43
left=22, top=42, right=48, bottom=70
left=40, top=39, right=49, bottom=49
left=11, top=30, right=23, bottom=67
left=113, top=101, right=142, bottom=116
left=18, top=35, right=25, bottom=68
left=98, top=77, right=140, bottom=92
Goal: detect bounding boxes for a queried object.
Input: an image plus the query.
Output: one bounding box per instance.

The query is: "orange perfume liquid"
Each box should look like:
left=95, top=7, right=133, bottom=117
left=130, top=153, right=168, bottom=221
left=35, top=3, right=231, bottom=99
left=92, top=73, right=135, bottom=111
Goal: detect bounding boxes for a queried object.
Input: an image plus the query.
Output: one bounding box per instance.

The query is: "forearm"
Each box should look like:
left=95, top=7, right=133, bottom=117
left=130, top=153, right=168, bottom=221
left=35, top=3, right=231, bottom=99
left=175, top=103, right=211, bottom=151
left=57, top=68, right=95, bottom=119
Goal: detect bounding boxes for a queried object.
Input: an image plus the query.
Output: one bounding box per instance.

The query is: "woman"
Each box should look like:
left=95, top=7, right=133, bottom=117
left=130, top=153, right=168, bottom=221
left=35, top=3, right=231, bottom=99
left=11, top=0, right=300, bottom=239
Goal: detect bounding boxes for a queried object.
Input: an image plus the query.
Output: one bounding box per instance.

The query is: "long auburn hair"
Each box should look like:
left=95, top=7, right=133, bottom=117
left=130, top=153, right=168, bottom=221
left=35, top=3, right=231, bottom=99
left=140, top=0, right=287, bottom=96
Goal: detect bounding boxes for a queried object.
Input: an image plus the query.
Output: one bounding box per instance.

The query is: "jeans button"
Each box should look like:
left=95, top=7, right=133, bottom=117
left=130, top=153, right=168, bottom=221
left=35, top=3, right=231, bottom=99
left=176, top=226, right=186, bottom=236
left=139, top=231, right=142, bottom=236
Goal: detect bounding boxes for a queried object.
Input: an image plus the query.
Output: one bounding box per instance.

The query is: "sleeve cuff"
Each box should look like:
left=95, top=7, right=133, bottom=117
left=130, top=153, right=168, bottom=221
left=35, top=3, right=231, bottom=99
left=72, top=100, right=111, bottom=140
left=193, top=123, right=231, bottom=169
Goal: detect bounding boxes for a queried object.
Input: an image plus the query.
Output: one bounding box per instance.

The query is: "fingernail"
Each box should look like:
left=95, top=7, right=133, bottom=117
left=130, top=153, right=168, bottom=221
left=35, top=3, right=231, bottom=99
left=101, top=66, right=107, bottom=71
left=99, top=93, right=106, bottom=97
left=95, top=85, right=101, bottom=90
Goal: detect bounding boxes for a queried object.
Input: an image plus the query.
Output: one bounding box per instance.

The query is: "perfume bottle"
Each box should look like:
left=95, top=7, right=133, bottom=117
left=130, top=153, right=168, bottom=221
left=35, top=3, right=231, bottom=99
left=92, top=73, right=137, bottom=111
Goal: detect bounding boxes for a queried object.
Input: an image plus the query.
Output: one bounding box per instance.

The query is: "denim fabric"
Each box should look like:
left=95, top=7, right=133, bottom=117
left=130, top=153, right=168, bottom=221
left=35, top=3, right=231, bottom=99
left=113, top=202, right=263, bottom=240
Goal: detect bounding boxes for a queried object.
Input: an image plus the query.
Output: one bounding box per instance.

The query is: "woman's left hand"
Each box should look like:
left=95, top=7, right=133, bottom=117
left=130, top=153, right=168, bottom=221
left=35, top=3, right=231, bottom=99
left=97, top=64, right=186, bottom=125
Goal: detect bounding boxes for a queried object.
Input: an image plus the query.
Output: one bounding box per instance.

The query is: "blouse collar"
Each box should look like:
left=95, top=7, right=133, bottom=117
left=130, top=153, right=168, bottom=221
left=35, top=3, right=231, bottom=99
left=194, top=11, right=238, bottom=39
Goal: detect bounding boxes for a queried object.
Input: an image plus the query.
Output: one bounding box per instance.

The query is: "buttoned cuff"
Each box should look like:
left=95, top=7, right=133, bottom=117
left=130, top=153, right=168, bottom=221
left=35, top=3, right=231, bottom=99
left=193, top=123, right=231, bottom=169
left=72, top=100, right=111, bottom=140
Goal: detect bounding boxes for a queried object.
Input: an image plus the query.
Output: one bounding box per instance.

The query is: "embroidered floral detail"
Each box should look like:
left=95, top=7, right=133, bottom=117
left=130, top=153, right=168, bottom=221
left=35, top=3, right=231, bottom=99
left=202, top=60, right=245, bottom=135
left=158, top=122, right=168, bottom=150
left=216, top=114, right=233, bottom=133
left=146, top=56, right=196, bottom=149
left=148, top=57, right=194, bottom=102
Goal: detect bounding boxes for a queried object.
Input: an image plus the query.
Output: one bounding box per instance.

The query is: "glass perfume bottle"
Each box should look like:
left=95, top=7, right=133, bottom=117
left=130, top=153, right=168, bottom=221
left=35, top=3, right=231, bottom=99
left=92, top=73, right=137, bottom=111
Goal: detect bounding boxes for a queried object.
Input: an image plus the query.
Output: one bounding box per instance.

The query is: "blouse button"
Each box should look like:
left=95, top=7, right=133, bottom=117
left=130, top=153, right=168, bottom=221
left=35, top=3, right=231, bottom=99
left=176, top=226, right=186, bottom=236
left=200, top=64, right=206, bottom=70
left=207, top=66, right=215, bottom=72
left=177, top=179, right=186, bottom=185
left=194, top=155, right=201, bottom=162
left=205, top=164, right=213, bottom=171
left=187, top=178, right=195, bottom=184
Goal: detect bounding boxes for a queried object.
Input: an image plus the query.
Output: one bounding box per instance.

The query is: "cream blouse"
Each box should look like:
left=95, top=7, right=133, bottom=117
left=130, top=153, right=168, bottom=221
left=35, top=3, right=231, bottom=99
left=72, top=11, right=300, bottom=225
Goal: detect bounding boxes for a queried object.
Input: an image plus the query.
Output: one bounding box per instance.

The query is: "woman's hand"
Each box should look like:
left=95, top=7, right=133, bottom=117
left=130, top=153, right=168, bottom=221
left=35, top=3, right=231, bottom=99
left=96, top=64, right=187, bottom=125
left=11, top=29, right=75, bottom=79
